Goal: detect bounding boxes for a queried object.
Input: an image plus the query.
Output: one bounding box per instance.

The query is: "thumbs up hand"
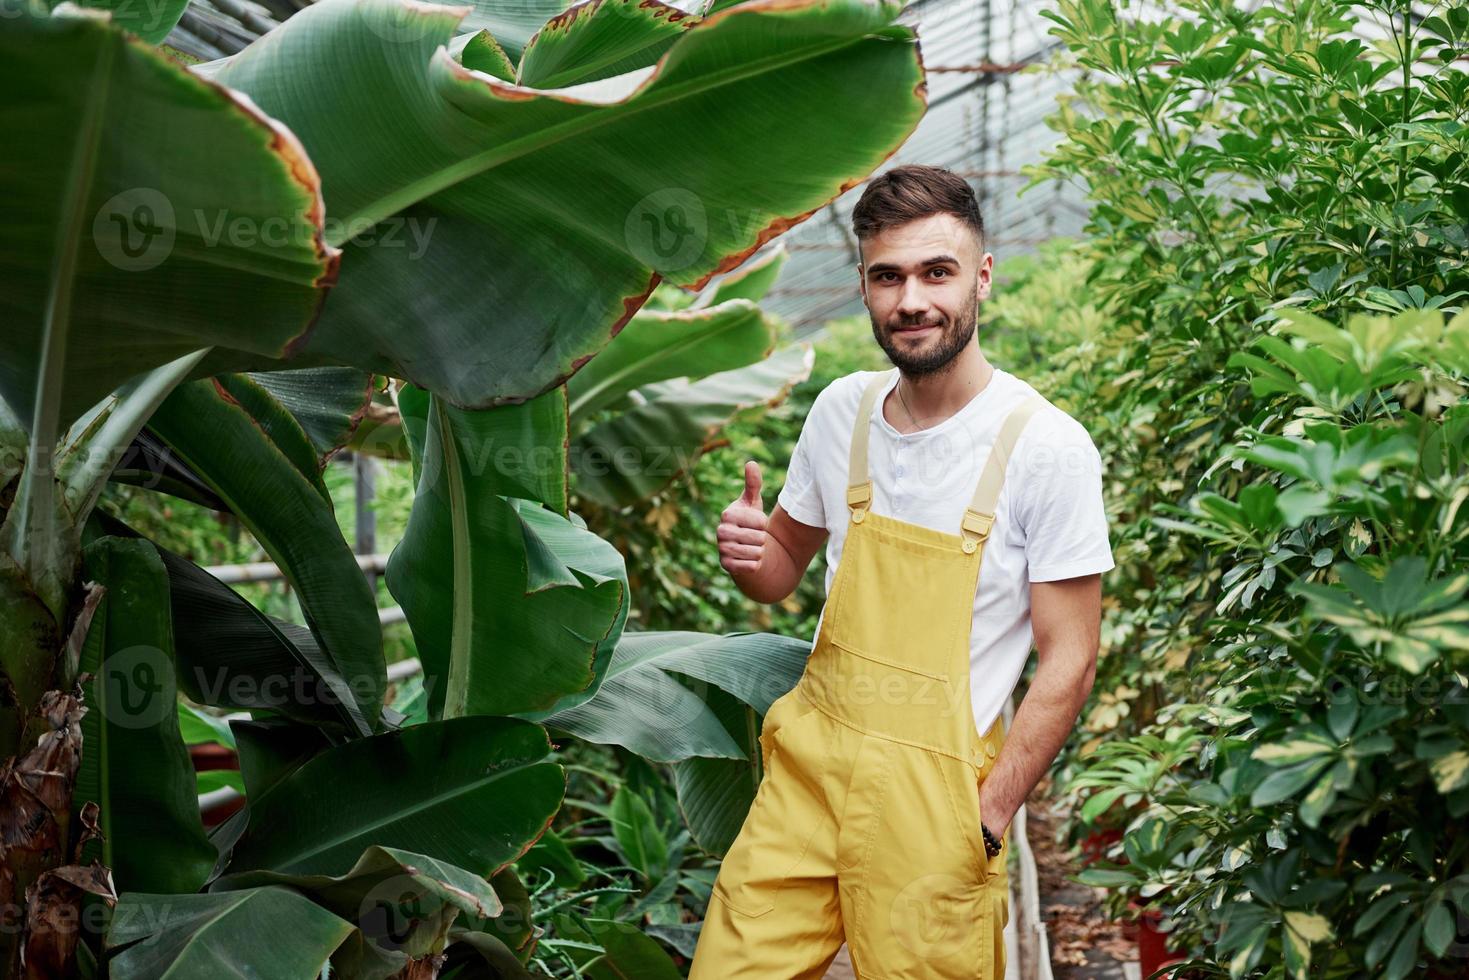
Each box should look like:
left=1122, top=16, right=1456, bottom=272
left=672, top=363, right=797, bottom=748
left=718, top=460, right=768, bottom=577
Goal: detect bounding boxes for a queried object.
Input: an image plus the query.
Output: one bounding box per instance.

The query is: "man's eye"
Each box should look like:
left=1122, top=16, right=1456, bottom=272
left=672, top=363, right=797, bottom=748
left=931, top=268, right=949, bottom=278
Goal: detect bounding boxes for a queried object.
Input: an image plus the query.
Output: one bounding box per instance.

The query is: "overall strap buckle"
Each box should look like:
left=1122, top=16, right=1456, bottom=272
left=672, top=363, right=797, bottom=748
left=960, top=509, right=993, bottom=553
left=959, top=394, right=1049, bottom=553
left=847, top=482, right=872, bottom=523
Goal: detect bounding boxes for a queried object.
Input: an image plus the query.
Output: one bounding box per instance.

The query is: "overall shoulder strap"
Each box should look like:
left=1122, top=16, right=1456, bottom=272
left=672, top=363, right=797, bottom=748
left=959, top=394, right=1048, bottom=550
left=846, top=369, right=897, bottom=513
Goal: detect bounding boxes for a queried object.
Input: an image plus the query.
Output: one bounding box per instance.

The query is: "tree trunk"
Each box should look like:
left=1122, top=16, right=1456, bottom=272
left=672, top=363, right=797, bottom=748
left=391, top=951, right=447, bottom=980
left=1, top=584, right=108, bottom=977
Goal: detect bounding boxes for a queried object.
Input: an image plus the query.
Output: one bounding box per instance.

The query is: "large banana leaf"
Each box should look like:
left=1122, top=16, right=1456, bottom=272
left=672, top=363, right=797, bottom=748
left=397, top=382, right=569, bottom=515
left=107, top=887, right=354, bottom=980
left=80, top=509, right=364, bottom=732
left=542, top=629, right=809, bottom=761
left=514, top=0, right=699, bottom=89
left=0, top=11, right=336, bottom=437
left=213, top=845, right=500, bottom=971
left=572, top=342, right=814, bottom=507
left=162, top=549, right=369, bottom=732
left=147, top=377, right=384, bottom=733
left=670, top=686, right=765, bottom=855
left=452, top=867, right=538, bottom=971
left=453, top=0, right=568, bottom=69
left=388, top=385, right=628, bottom=720
left=74, top=536, right=215, bottom=894
left=224, top=716, right=565, bottom=878
left=48, top=0, right=191, bottom=44
left=565, top=299, right=778, bottom=423
left=249, top=368, right=377, bottom=468
left=194, top=0, right=925, bottom=412
left=702, top=241, right=789, bottom=307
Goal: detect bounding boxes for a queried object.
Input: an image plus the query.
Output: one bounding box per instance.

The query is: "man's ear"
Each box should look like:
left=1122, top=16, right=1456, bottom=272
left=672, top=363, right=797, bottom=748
left=975, top=252, right=994, bottom=302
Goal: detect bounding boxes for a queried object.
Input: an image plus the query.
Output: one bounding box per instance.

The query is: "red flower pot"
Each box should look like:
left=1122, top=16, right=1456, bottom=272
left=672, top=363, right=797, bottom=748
left=189, top=741, right=238, bottom=772
left=1135, top=904, right=1186, bottom=978
left=1079, top=827, right=1123, bottom=867
left=200, top=793, right=246, bottom=828
left=190, top=741, right=243, bottom=829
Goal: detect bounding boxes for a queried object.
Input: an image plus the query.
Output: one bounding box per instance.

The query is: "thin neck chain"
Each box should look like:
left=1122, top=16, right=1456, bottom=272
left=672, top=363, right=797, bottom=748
left=895, top=380, right=928, bottom=432
left=894, top=364, right=994, bottom=433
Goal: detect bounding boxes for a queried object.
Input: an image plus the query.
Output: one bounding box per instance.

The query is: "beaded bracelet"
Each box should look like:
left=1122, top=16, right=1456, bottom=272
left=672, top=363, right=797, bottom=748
left=980, top=822, right=1003, bottom=858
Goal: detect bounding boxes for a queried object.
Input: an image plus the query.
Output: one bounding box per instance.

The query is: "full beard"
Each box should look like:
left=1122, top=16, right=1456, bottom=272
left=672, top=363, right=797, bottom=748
left=871, top=294, right=979, bottom=377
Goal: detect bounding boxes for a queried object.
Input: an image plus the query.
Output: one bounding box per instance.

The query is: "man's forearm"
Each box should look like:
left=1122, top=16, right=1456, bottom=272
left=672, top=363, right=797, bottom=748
left=977, top=652, right=1095, bottom=835
left=731, top=537, right=800, bottom=604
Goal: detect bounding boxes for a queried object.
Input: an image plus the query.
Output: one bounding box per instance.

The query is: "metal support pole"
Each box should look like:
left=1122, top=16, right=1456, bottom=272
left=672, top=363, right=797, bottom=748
left=354, top=451, right=378, bottom=593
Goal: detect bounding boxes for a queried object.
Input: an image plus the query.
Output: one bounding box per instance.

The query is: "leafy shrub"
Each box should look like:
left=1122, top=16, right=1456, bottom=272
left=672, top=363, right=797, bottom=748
left=992, top=0, right=1469, bottom=973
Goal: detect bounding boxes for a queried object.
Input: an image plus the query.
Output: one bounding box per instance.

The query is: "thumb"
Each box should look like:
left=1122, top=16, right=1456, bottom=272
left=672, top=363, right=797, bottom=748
left=741, top=459, right=764, bottom=508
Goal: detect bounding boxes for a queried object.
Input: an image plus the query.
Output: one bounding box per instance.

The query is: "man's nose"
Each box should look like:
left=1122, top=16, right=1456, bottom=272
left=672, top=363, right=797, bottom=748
left=894, top=277, right=930, bottom=318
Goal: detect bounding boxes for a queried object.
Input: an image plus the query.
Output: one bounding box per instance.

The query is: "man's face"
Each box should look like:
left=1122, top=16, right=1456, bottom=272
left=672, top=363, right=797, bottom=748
left=857, top=213, right=992, bottom=376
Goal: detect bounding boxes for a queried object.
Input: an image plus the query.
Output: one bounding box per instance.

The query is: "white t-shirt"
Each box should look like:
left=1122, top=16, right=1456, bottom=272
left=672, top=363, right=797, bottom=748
left=776, top=366, right=1115, bottom=737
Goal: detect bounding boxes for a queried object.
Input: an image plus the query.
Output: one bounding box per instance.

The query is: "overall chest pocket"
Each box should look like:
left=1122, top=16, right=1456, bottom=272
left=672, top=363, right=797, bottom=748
left=828, top=525, right=974, bottom=667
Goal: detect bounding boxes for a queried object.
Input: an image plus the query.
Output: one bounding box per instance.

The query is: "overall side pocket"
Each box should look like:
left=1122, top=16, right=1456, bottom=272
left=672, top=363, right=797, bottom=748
left=713, top=707, right=824, bottom=918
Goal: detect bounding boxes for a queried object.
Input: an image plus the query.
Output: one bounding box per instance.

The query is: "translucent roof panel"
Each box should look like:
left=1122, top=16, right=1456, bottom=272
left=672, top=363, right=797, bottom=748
left=754, top=0, right=1091, bottom=333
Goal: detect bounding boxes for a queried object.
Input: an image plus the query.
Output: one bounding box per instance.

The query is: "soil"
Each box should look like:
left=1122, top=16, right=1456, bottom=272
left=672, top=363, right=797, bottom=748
left=823, top=944, right=856, bottom=979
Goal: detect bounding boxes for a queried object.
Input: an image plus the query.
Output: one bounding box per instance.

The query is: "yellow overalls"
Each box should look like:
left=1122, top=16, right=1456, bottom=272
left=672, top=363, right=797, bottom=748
left=689, top=368, right=1047, bottom=979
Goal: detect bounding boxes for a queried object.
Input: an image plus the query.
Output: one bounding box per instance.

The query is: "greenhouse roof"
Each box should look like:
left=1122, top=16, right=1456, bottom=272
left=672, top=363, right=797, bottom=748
left=745, top=0, right=1443, bottom=333
left=752, top=0, right=1093, bottom=333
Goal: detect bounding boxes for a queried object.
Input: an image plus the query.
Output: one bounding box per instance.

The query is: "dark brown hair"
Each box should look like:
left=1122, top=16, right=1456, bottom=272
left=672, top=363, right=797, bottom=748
left=850, top=164, right=985, bottom=258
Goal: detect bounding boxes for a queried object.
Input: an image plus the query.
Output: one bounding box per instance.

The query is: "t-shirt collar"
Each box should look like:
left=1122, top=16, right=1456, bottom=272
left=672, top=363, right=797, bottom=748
left=873, top=366, right=1008, bottom=439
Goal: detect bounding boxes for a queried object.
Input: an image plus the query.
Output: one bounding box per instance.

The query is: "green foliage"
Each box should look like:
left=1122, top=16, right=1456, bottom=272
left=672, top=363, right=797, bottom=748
left=504, top=742, right=703, bottom=977
left=576, top=313, right=891, bottom=642
left=992, top=0, right=1469, bottom=974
